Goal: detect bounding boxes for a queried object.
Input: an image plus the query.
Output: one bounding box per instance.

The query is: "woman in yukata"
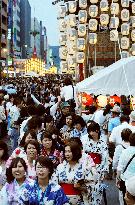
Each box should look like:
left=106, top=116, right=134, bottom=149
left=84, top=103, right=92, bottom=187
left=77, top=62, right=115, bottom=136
left=0, top=141, right=9, bottom=190
left=83, top=121, right=109, bottom=205
left=40, top=131, right=63, bottom=168
left=52, top=140, right=96, bottom=205
left=70, top=115, right=87, bottom=140
left=19, top=156, right=70, bottom=205
left=24, top=139, right=40, bottom=180
left=0, top=157, right=33, bottom=204
left=10, top=129, right=37, bottom=159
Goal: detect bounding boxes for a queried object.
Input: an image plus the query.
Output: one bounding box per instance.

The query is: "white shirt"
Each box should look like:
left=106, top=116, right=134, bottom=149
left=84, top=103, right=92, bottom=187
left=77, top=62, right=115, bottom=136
left=92, top=109, right=106, bottom=126
left=113, top=141, right=130, bottom=170
left=117, top=146, right=135, bottom=181
left=60, top=85, right=77, bottom=102
left=109, top=122, right=135, bottom=145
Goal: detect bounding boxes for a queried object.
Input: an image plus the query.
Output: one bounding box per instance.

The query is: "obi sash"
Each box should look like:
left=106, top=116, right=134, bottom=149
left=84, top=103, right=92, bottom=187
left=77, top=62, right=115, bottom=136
left=88, top=152, right=101, bottom=164
left=60, top=183, right=81, bottom=195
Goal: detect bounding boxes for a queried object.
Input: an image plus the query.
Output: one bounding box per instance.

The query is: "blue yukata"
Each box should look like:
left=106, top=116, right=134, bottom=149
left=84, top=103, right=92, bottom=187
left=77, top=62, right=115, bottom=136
left=19, top=180, right=69, bottom=205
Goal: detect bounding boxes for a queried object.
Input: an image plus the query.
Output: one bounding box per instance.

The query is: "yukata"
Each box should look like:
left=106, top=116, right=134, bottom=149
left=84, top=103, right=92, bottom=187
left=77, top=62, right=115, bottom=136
left=70, top=127, right=87, bottom=139
left=0, top=178, right=33, bottom=204
left=41, top=147, right=63, bottom=168
left=19, top=180, right=70, bottom=205
left=83, top=137, right=109, bottom=205
left=52, top=157, right=96, bottom=205
left=60, top=125, right=74, bottom=140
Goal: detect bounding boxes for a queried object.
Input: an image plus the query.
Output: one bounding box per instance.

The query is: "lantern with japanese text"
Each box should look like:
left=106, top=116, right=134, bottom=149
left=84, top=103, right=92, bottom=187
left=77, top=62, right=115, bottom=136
left=68, top=14, right=76, bottom=27
left=121, top=37, right=129, bottom=49
left=78, top=10, right=87, bottom=23
left=59, top=46, right=68, bottom=60
left=89, top=19, right=98, bottom=31
left=110, top=96, right=121, bottom=106
left=100, top=14, right=109, bottom=26
left=100, top=0, right=109, bottom=12
left=89, top=5, right=98, bottom=18
left=59, top=5, right=67, bottom=18
left=89, top=33, right=97, bottom=44
left=78, top=24, right=86, bottom=37
left=76, top=52, right=85, bottom=63
left=110, top=3, right=119, bottom=15
left=69, top=1, right=77, bottom=13
left=121, top=23, right=129, bottom=35
left=110, top=30, right=118, bottom=41
left=79, top=0, right=87, bottom=9
left=121, top=51, right=129, bottom=58
left=77, top=38, right=86, bottom=51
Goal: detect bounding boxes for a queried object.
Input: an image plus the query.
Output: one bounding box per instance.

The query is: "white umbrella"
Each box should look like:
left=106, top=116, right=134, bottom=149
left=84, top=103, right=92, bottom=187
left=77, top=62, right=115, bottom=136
left=76, top=56, right=135, bottom=96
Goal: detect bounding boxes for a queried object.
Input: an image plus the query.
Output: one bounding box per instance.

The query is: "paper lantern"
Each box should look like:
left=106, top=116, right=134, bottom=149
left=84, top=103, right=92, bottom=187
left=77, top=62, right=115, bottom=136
left=97, top=95, right=107, bottom=107
left=90, top=0, right=98, bottom=3
left=113, top=0, right=119, bottom=2
left=110, top=96, right=121, bottom=106
left=110, top=30, right=118, bottom=41
left=110, top=3, right=119, bottom=15
left=76, top=52, right=85, bottom=63
left=131, top=30, right=135, bottom=41
left=89, top=5, right=98, bottom=18
left=131, top=16, right=135, bottom=28
left=69, top=1, right=77, bottom=13
left=78, top=24, right=86, bottom=37
left=132, top=3, right=135, bottom=14
left=68, top=28, right=77, bottom=40
left=89, top=33, right=97, bottom=44
left=110, top=17, right=119, bottom=29
left=100, top=14, right=109, bottom=26
left=132, top=43, right=135, bottom=55
left=67, top=55, right=76, bottom=68
left=68, top=14, right=76, bottom=27
left=100, top=0, right=109, bottom=12
left=77, top=38, right=86, bottom=51
left=82, top=93, right=94, bottom=106
left=79, top=0, right=87, bottom=9
left=67, top=41, right=77, bottom=55
left=89, top=19, right=98, bottom=31
left=60, top=61, right=68, bottom=70
left=121, top=51, right=129, bottom=58
left=59, top=19, right=67, bottom=32
left=121, top=0, right=129, bottom=7
left=78, top=10, right=87, bottom=23
left=59, top=5, right=67, bottom=18
left=59, top=33, right=67, bottom=46
left=121, top=37, right=129, bottom=50
left=59, top=46, right=68, bottom=60
left=121, top=23, right=129, bottom=35
left=121, top=9, right=129, bottom=22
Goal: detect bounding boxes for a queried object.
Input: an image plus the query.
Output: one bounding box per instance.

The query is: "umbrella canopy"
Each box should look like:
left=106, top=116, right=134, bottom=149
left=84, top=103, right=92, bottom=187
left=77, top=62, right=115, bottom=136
left=76, top=57, right=135, bottom=96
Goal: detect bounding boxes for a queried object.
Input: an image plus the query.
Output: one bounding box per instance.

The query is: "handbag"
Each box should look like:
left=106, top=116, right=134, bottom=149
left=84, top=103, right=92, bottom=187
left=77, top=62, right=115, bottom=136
left=119, top=153, right=135, bottom=191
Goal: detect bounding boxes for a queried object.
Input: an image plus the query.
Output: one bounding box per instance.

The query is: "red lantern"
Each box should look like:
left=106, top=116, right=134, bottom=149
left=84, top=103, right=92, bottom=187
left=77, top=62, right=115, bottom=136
left=110, top=96, right=121, bottom=106
left=82, top=93, right=93, bottom=106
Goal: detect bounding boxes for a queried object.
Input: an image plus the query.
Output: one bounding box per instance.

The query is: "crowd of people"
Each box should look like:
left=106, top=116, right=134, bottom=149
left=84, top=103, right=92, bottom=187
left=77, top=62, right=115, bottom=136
left=0, top=75, right=135, bottom=205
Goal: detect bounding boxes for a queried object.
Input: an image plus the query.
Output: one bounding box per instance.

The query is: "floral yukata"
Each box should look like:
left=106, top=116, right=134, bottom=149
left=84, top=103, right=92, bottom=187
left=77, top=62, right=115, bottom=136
left=0, top=178, right=33, bottom=204
left=83, top=137, right=109, bottom=205
left=19, top=180, right=69, bottom=205
left=52, top=156, right=96, bottom=205
left=41, top=148, right=63, bottom=168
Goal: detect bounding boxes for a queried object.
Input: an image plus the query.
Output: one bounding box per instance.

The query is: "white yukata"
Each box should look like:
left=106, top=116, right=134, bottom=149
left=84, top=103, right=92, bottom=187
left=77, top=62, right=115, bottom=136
left=52, top=154, right=96, bottom=205
left=83, top=137, right=109, bottom=205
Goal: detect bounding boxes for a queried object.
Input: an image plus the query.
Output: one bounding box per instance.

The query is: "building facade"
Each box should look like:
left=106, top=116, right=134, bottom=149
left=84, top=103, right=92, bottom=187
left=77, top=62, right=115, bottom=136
left=31, top=17, right=40, bottom=58
left=20, top=0, right=31, bottom=59
left=12, top=0, right=21, bottom=57
left=0, top=0, right=8, bottom=60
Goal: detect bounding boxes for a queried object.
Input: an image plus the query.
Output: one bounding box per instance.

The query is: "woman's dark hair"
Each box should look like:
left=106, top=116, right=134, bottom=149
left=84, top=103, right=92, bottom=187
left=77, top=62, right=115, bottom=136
left=27, top=117, right=39, bottom=130
left=66, top=113, right=75, bottom=127
left=24, top=139, right=40, bottom=155
left=27, top=105, right=37, bottom=116
left=0, top=141, right=9, bottom=161
left=63, top=77, right=73, bottom=86
left=87, top=121, right=101, bottom=139
left=36, top=104, right=46, bottom=116
left=19, top=129, right=37, bottom=147
left=36, top=156, right=54, bottom=179
left=121, top=128, right=132, bottom=142
left=103, top=104, right=112, bottom=116
left=74, top=115, right=86, bottom=128
left=69, top=137, right=83, bottom=149
left=129, top=133, right=135, bottom=146
left=6, top=157, right=27, bottom=183
left=41, top=131, right=56, bottom=152
left=120, top=115, right=129, bottom=123
left=45, top=115, right=54, bottom=124
left=65, top=141, right=82, bottom=161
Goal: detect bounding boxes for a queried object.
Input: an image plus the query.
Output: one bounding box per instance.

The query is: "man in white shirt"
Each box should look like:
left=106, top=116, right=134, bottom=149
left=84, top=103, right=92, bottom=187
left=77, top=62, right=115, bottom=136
left=109, top=115, right=134, bottom=146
